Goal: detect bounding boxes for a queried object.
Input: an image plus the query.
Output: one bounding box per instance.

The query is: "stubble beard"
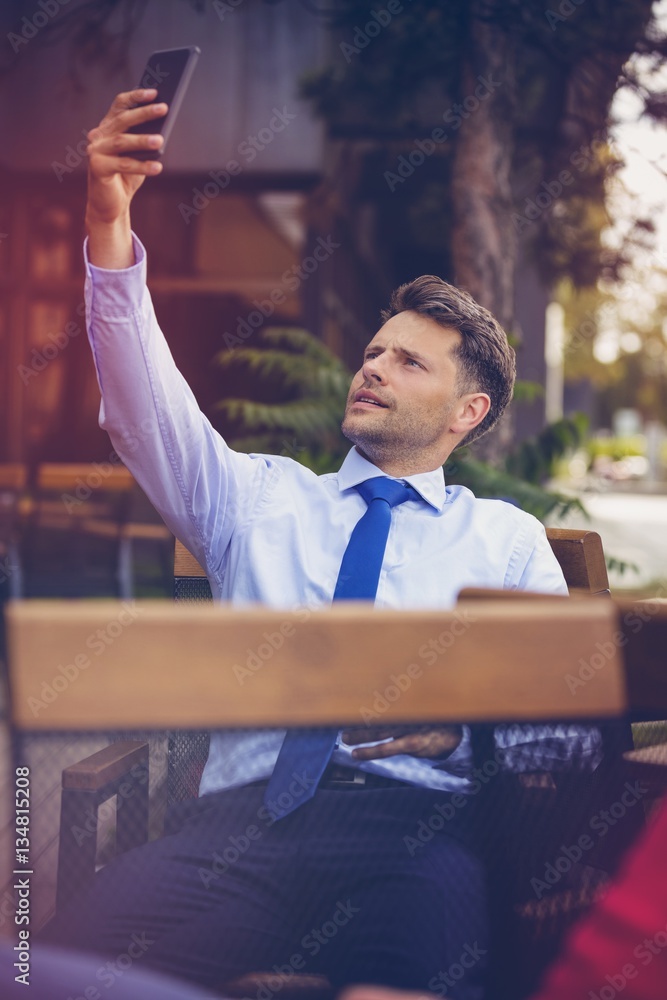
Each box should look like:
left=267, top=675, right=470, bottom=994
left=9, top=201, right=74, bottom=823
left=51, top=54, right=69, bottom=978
left=341, top=409, right=394, bottom=465
left=341, top=405, right=445, bottom=469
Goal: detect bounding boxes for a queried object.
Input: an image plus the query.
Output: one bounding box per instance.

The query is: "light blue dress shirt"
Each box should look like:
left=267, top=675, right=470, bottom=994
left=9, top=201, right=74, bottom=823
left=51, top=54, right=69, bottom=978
left=83, top=234, right=601, bottom=796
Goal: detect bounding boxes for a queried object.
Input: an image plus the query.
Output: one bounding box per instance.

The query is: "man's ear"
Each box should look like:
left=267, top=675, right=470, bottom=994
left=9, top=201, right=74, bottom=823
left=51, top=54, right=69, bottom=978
left=449, top=393, right=491, bottom=436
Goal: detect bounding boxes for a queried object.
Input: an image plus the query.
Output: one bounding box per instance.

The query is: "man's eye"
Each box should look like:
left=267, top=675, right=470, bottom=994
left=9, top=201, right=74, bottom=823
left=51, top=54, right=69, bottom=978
left=406, top=358, right=422, bottom=368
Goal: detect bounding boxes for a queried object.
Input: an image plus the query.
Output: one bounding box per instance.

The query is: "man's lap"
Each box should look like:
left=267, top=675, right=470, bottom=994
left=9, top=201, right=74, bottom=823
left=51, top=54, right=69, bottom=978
left=43, top=784, right=487, bottom=995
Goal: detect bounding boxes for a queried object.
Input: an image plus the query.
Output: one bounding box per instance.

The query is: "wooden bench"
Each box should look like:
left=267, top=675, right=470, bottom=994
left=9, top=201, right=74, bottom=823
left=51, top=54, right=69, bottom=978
left=16, top=464, right=172, bottom=598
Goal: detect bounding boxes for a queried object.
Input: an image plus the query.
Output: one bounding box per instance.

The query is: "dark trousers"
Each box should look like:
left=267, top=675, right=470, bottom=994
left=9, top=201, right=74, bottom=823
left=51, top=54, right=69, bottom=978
left=43, top=784, right=488, bottom=999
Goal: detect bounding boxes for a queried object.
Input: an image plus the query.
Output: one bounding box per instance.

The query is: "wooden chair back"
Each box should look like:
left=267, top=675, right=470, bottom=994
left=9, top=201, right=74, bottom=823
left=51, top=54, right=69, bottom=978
left=175, top=527, right=610, bottom=596
left=544, top=527, right=610, bottom=595
left=174, top=541, right=205, bottom=578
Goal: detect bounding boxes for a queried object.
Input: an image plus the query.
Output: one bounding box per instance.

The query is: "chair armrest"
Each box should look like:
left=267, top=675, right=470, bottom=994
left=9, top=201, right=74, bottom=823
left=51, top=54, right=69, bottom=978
left=623, top=743, right=667, bottom=797
left=57, top=741, right=150, bottom=913
left=458, top=587, right=571, bottom=601
left=62, top=740, right=148, bottom=790
left=624, top=743, right=667, bottom=768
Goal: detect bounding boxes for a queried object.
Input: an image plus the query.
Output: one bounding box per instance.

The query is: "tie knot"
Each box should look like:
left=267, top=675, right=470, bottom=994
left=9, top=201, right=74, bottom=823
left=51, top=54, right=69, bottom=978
left=355, top=476, right=418, bottom=509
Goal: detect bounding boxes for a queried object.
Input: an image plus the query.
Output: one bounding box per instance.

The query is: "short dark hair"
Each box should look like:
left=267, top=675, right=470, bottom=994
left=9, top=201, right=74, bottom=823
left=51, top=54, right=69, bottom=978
left=381, top=275, right=516, bottom=447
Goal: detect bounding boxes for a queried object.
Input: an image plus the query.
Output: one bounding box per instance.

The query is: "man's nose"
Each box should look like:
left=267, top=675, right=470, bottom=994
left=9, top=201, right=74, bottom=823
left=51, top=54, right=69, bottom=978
left=361, top=356, right=386, bottom=383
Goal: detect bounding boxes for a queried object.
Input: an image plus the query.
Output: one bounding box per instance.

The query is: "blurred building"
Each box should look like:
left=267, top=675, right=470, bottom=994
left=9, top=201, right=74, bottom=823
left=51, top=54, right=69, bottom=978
left=0, top=0, right=353, bottom=464
left=1, top=0, right=557, bottom=467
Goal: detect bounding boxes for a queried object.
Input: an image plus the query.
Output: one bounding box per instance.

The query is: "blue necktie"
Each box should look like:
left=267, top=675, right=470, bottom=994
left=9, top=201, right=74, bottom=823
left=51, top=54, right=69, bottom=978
left=264, top=476, right=419, bottom=820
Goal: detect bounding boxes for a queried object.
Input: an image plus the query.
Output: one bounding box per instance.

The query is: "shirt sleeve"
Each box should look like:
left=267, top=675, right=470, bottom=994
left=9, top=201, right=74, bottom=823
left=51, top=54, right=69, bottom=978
left=434, top=724, right=602, bottom=778
left=494, top=723, right=603, bottom=772
left=513, top=520, right=570, bottom=596
left=83, top=233, right=278, bottom=583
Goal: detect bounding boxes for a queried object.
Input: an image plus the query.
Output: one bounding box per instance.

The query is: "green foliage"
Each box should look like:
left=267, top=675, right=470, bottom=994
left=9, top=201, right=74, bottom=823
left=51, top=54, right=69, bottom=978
left=506, top=414, right=589, bottom=483
left=299, top=0, right=661, bottom=293
left=586, top=435, right=646, bottom=462
left=606, top=555, right=641, bottom=579
left=213, top=325, right=585, bottom=521
left=214, top=327, right=351, bottom=396
left=444, top=455, right=585, bottom=524
left=512, top=380, right=544, bottom=404
left=212, top=327, right=352, bottom=471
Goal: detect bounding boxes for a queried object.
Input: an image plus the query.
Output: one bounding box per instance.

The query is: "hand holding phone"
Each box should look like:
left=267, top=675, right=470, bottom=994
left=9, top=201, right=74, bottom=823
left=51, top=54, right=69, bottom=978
left=85, top=48, right=199, bottom=267
left=122, top=46, right=201, bottom=160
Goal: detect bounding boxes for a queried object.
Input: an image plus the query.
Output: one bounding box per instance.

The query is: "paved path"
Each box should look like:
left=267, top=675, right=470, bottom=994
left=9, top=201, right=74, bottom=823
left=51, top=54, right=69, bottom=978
left=548, top=489, right=667, bottom=592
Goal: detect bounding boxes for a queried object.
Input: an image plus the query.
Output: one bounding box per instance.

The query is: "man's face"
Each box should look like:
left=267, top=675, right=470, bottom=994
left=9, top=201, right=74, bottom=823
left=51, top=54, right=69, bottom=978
left=341, top=310, right=479, bottom=473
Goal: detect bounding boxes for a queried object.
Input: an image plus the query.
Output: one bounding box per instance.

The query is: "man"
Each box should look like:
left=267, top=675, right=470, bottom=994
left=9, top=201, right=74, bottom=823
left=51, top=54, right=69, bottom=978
left=44, top=90, right=601, bottom=999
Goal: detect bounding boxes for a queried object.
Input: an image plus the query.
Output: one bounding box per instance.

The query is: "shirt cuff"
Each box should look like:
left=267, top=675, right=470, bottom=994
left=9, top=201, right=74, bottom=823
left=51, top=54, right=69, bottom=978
left=83, top=232, right=148, bottom=318
left=494, top=724, right=603, bottom=772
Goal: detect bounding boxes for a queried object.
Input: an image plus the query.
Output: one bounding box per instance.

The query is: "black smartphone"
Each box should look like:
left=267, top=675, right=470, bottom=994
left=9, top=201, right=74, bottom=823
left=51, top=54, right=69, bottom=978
left=124, top=46, right=201, bottom=160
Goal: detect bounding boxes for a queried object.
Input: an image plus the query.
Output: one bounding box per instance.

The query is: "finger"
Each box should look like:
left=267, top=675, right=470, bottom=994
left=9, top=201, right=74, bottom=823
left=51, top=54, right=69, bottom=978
left=88, top=153, right=162, bottom=178
left=400, top=730, right=457, bottom=753
left=351, top=732, right=460, bottom=760
left=96, top=90, right=158, bottom=133
left=351, top=739, right=408, bottom=760
left=92, top=101, right=168, bottom=145
left=397, top=730, right=461, bottom=757
left=102, top=103, right=169, bottom=139
left=342, top=727, right=412, bottom=744
left=113, top=101, right=168, bottom=133
left=89, top=133, right=164, bottom=158
left=351, top=735, right=435, bottom=759
left=110, top=88, right=158, bottom=113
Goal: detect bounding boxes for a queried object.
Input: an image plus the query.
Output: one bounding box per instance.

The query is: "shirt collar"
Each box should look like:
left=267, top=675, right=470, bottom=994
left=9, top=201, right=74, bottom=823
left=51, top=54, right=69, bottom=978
left=336, top=447, right=446, bottom=511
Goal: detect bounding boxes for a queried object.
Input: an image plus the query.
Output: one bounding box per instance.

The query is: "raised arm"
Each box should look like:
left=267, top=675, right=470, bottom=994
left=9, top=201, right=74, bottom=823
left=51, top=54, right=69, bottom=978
left=82, top=92, right=277, bottom=585
left=85, top=88, right=167, bottom=268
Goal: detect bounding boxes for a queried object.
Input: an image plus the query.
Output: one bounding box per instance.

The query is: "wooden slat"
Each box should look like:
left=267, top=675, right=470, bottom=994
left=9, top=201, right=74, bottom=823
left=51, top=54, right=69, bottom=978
left=5, top=598, right=627, bottom=730
left=80, top=519, right=172, bottom=541
left=618, top=598, right=667, bottom=714
left=18, top=497, right=118, bottom=521
left=62, top=740, right=148, bottom=791
left=624, top=743, right=667, bottom=769
left=458, top=587, right=570, bottom=601
left=37, top=463, right=135, bottom=493
left=546, top=528, right=610, bottom=595
left=174, top=538, right=206, bottom=577
left=0, top=463, right=27, bottom=491
left=623, top=743, right=667, bottom=795
left=122, top=523, right=172, bottom=541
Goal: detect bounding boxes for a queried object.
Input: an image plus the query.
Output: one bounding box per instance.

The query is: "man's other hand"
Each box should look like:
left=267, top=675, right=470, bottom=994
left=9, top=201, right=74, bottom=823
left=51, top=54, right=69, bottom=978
left=342, top=725, right=463, bottom=761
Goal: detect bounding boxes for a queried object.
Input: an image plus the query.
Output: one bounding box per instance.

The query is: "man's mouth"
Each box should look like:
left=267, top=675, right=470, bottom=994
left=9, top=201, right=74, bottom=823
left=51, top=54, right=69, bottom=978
left=353, top=392, right=388, bottom=408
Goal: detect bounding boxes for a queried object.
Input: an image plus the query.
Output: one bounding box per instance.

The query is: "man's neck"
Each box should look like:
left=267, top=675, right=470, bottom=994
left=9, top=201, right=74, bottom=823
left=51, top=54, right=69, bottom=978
left=354, top=445, right=450, bottom=478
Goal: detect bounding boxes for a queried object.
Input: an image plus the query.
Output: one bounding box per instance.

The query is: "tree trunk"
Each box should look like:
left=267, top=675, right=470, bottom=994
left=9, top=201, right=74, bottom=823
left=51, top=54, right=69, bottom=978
left=450, top=2, right=516, bottom=333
